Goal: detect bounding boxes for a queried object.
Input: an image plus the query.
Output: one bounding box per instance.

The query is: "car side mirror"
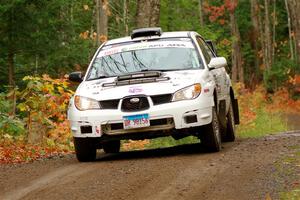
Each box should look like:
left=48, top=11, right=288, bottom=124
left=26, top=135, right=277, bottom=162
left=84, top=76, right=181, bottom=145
left=208, top=57, right=227, bottom=70
left=69, top=71, right=83, bottom=83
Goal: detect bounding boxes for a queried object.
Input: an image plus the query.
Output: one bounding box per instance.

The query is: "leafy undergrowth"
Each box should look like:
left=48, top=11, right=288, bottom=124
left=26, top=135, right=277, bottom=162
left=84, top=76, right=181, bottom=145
left=235, top=83, right=299, bottom=138
left=0, top=75, right=74, bottom=164
left=0, top=139, right=74, bottom=164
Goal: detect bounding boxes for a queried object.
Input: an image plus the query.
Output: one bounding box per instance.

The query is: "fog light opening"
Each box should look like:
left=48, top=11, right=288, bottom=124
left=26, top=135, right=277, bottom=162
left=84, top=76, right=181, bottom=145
left=80, top=125, right=93, bottom=134
left=184, top=115, right=198, bottom=124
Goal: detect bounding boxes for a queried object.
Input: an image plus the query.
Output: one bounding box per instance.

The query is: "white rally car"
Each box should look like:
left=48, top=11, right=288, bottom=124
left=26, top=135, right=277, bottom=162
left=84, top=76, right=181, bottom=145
left=68, top=28, right=239, bottom=162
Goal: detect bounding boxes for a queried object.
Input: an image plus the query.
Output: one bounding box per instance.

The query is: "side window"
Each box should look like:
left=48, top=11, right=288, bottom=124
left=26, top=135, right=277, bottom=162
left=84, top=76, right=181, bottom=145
left=196, top=37, right=212, bottom=64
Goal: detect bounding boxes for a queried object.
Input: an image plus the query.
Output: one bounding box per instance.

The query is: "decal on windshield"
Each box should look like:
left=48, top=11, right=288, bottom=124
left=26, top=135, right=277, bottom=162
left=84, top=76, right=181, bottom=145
left=98, top=41, right=194, bottom=58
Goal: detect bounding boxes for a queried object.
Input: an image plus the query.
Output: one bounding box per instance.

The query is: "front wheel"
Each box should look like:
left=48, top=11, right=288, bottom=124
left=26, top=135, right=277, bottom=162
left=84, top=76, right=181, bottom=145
left=74, top=137, right=97, bottom=162
left=200, top=107, right=222, bottom=152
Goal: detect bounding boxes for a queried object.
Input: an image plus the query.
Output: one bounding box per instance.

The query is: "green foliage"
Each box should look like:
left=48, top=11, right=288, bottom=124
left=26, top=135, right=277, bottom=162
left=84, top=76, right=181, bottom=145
left=0, top=114, right=25, bottom=137
left=18, top=75, right=73, bottom=125
left=160, top=0, right=201, bottom=32
left=0, top=0, right=95, bottom=86
left=264, top=59, right=296, bottom=92
left=0, top=93, right=25, bottom=137
left=0, top=74, right=74, bottom=144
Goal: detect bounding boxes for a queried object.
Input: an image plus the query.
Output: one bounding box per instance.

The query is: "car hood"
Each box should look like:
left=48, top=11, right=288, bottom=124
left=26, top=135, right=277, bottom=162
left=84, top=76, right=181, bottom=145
left=75, top=69, right=210, bottom=101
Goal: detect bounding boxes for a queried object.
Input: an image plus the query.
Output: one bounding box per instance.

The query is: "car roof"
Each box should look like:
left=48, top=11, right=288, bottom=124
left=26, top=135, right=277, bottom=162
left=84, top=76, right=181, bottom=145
left=105, top=31, right=195, bottom=46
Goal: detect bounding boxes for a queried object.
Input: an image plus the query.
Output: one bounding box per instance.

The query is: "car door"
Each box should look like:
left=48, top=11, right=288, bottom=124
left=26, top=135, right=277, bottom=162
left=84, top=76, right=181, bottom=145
left=195, top=37, right=226, bottom=101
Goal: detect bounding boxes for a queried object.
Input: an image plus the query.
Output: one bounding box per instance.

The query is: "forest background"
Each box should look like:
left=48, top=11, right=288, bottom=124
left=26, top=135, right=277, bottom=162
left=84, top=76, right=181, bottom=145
left=0, top=0, right=300, bottom=163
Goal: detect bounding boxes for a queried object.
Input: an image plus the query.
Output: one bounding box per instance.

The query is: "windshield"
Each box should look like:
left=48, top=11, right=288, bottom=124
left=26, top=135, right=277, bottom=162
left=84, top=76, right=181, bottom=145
left=86, top=39, right=203, bottom=80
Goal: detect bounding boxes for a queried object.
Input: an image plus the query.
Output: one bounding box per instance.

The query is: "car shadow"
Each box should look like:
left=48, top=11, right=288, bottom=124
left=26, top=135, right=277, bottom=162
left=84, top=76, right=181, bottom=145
left=95, top=143, right=219, bottom=162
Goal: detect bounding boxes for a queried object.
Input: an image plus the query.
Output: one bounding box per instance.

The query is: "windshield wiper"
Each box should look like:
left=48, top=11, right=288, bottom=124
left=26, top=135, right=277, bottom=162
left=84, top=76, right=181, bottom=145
left=140, top=68, right=194, bottom=72
left=140, top=69, right=163, bottom=72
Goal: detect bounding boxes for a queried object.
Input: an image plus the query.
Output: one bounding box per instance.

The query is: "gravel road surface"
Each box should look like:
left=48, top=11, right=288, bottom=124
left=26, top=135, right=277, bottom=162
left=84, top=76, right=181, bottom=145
left=1, top=132, right=300, bottom=200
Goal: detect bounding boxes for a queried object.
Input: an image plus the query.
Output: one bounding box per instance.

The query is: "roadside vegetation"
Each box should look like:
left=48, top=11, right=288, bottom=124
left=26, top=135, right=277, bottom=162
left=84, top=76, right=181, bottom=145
left=1, top=76, right=299, bottom=163
left=0, top=76, right=74, bottom=163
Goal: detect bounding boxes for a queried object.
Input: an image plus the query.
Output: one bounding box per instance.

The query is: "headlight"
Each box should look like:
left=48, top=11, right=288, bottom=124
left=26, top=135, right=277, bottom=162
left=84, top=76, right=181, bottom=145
left=74, top=96, right=100, bottom=111
left=172, top=83, right=201, bottom=102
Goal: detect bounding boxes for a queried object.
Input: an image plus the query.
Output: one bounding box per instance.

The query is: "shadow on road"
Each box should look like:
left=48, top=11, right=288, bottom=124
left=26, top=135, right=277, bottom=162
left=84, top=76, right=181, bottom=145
left=95, top=142, right=228, bottom=162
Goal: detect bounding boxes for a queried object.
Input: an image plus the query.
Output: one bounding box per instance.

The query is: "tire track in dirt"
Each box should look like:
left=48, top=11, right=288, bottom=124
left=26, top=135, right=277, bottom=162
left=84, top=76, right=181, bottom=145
left=1, top=163, right=97, bottom=200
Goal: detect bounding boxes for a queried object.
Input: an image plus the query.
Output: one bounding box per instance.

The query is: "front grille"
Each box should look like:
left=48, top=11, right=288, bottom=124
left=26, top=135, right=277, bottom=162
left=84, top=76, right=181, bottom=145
left=99, top=99, right=120, bottom=109
left=151, top=94, right=172, bottom=105
left=121, top=96, right=149, bottom=112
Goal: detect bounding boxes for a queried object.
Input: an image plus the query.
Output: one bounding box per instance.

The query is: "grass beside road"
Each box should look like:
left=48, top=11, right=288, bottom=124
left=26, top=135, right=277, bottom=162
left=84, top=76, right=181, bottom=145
left=236, top=109, right=288, bottom=138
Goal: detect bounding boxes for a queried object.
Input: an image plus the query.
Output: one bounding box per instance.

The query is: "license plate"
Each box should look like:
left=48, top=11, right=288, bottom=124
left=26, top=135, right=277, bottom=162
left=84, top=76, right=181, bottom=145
left=123, top=114, right=150, bottom=129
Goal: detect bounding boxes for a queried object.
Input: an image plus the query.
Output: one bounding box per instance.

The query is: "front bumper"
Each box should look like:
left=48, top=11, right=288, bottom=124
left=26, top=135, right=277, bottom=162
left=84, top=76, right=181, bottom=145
left=68, top=96, right=213, bottom=138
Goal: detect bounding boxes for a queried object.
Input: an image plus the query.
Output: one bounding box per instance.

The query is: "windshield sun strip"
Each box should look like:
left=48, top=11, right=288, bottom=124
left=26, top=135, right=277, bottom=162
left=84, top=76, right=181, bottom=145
left=86, top=39, right=202, bottom=81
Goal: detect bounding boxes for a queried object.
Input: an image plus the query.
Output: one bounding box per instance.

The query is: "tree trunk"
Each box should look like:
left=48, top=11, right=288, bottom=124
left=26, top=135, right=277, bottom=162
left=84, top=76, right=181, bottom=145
left=285, top=0, right=295, bottom=60
left=96, top=0, right=108, bottom=46
left=136, top=0, right=150, bottom=28
left=199, top=0, right=204, bottom=27
left=136, top=0, right=160, bottom=28
left=149, top=0, right=160, bottom=27
left=257, top=0, right=267, bottom=72
left=250, top=0, right=262, bottom=83
left=8, top=51, right=14, bottom=87
left=272, top=0, right=276, bottom=64
left=287, top=0, right=300, bottom=64
left=123, top=0, right=129, bottom=35
left=230, top=5, right=243, bottom=83
left=264, top=0, right=272, bottom=70
left=99, top=0, right=108, bottom=36
left=7, top=8, right=15, bottom=88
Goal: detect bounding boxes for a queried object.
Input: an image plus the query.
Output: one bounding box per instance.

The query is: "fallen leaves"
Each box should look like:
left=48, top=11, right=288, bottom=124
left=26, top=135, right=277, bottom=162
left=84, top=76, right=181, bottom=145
left=0, top=139, right=73, bottom=164
left=122, top=140, right=150, bottom=151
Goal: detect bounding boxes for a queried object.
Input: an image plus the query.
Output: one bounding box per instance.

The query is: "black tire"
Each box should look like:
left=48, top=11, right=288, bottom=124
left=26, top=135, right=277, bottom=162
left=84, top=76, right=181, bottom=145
left=200, top=107, right=221, bottom=152
left=74, top=137, right=96, bottom=162
left=223, top=101, right=236, bottom=142
left=103, top=140, right=121, bottom=153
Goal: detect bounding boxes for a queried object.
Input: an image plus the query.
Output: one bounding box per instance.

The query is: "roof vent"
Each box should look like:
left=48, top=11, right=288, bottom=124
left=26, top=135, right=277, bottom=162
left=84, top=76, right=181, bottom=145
left=131, top=27, right=162, bottom=39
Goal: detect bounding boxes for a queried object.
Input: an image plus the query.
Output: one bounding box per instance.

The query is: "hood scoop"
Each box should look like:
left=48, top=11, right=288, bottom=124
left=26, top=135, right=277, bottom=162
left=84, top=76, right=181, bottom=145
left=103, top=71, right=169, bottom=87
left=117, top=71, right=162, bottom=81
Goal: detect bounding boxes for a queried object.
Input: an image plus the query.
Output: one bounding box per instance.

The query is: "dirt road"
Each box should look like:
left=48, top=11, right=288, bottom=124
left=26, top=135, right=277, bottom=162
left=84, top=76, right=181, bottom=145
left=1, top=132, right=300, bottom=200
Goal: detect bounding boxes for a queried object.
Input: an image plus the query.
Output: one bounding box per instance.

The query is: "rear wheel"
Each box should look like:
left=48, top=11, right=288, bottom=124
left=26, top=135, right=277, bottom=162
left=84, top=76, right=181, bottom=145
left=103, top=140, right=121, bottom=153
left=200, top=107, right=221, bottom=152
left=74, top=137, right=97, bottom=162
